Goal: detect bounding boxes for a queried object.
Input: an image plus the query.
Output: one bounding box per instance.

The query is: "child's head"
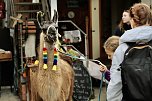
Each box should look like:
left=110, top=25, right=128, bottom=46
left=104, top=36, right=120, bottom=60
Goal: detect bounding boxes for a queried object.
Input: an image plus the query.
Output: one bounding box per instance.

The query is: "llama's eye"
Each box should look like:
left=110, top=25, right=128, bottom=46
left=49, top=34, right=54, bottom=38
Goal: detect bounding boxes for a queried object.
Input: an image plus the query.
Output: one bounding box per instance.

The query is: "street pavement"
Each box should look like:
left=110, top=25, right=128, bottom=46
left=0, top=86, right=107, bottom=101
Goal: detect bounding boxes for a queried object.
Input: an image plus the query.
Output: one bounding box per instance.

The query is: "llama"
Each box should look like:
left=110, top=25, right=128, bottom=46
left=30, top=11, right=75, bottom=101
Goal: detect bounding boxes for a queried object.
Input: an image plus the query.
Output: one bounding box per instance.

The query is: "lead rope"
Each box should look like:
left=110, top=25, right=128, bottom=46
left=98, top=72, right=105, bottom=101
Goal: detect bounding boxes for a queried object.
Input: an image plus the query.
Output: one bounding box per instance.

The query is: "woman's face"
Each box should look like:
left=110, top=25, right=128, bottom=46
left=105, top=49, right=114, bottom=60
left=122, top=11, right=131, bottom=24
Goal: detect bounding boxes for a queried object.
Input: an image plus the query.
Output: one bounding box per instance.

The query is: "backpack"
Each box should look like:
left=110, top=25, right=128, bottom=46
left=120, top=41, right=152, bottom=101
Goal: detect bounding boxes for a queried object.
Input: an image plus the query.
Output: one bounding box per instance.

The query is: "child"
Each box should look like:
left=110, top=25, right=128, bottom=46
left=100, top=36, right=120, bottom=81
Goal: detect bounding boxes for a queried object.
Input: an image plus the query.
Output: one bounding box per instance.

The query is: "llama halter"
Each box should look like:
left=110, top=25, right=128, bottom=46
left=43, top=43, right=58, bottom=70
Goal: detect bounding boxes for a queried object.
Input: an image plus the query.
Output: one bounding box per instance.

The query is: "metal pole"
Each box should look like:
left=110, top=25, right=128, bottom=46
left=58, top=20, right=88, bottom=59
left=19, top=21, right=27, bottom=101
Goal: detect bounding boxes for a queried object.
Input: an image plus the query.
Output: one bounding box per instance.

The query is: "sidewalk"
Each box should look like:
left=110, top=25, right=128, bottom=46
left=0, top=86, right=107, bottom=101
left=0, top=86, right=20, bottom=101
left=91, top=86, right=107, bottom=101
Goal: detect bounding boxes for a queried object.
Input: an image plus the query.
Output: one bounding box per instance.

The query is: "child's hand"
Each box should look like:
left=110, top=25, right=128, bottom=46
left=99, top=64, right=108, bottom=72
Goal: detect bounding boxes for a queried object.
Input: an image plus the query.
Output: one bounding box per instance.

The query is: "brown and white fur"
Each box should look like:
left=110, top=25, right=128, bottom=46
left=30, top=10, right=74, bottom=101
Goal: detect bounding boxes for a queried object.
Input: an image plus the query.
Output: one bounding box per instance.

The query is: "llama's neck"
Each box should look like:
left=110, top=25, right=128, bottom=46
left=39, top=32, right=54, bottom=70
left=46, top=42, right=54, bottom=68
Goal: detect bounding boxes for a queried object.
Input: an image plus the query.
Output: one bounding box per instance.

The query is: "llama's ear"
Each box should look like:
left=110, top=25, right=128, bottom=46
left=37, top=11, right=45, bottom=28
left=52, top=10, right=58, bottom=24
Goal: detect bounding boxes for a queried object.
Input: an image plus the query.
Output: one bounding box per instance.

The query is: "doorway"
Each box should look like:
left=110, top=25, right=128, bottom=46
left=99, top=0, right=141, bottom=65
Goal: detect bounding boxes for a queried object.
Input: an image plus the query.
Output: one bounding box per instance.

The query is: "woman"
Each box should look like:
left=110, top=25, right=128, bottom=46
left=113, top=10, right=132, bottom=36
left=107, top=3, right=152, bottom=101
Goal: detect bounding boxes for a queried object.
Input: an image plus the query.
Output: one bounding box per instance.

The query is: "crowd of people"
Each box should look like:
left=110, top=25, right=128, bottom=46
left=99, top=3, right=152, bottom=101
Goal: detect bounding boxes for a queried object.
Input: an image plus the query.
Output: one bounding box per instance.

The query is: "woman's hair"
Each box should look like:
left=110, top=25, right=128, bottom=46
left=129, top=3, right=152, bottom=26
left=104, top=36, right=120, bottom=52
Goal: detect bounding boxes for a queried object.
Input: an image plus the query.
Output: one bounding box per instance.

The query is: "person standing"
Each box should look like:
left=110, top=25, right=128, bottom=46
left=107, top=3, right=152, bottom=101
left=113, top=10, right=132, bottom=36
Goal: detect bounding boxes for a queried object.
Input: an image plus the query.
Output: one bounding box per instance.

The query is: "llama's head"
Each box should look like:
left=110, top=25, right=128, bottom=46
left=44, top=21, right=57, bottom=44
left=37, top=10, right=58, bottom=45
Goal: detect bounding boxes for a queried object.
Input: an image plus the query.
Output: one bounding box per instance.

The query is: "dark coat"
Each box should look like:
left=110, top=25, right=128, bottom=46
left=113, top=23, right=131, bottom=37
